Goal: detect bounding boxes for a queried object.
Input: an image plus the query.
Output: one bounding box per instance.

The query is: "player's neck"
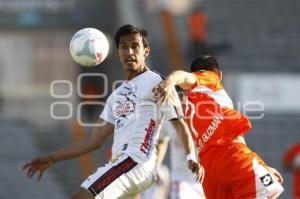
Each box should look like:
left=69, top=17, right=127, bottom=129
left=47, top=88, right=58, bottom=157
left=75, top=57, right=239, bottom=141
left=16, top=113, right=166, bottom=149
left=125, top=66, right=149, bottom=80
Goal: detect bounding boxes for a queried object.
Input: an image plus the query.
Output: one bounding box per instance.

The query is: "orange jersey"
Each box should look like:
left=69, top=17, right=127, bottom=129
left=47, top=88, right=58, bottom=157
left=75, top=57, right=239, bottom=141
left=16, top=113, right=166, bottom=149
left=201, top=142, right=284, bottom=199
left=283, top=143, right=300, bottom=197
left=184, top=71, right=284, bottom=198
left=185, top=71, right=252, bottom=154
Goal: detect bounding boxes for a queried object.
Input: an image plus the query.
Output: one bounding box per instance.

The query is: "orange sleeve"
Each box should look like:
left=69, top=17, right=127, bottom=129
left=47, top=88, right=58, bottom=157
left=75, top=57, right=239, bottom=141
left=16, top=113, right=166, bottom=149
left=191, top=71, right=224, bottom=91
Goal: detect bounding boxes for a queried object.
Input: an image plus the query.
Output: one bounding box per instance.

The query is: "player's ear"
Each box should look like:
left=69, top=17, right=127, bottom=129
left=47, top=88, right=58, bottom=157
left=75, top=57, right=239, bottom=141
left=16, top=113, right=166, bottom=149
left=218, top=71, right=223, bottom=81
left=144, top=47, right=150, bottom=58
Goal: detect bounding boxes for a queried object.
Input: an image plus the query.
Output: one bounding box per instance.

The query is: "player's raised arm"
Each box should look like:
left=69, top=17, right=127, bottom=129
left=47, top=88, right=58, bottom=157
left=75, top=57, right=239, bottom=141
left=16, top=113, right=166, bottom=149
left=22, top=119, right=114, bottom=181
left=153, top=70, right=196, bottom=104
left=167, top=70, right=197, bottom=90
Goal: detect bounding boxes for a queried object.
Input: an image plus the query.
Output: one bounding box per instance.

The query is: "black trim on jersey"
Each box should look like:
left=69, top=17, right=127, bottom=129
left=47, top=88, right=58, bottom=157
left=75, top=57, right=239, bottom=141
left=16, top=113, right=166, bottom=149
left=88, top=157, right=137, bottom=196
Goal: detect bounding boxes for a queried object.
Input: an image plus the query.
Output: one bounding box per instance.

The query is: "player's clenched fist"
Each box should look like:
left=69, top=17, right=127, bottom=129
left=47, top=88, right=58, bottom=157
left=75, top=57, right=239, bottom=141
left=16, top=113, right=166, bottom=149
left=187, top=159, right=199, bottom=174
left=188, top=160, right=205, bottom=184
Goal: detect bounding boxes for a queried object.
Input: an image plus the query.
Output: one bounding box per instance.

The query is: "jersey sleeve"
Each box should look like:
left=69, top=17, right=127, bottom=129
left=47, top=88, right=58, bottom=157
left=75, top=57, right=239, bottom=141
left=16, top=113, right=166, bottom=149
left=191, top=71, right=223, bottom=91
left=99, top=96, right=115, bottom=125
left=192, top=71, right=215, bottom=86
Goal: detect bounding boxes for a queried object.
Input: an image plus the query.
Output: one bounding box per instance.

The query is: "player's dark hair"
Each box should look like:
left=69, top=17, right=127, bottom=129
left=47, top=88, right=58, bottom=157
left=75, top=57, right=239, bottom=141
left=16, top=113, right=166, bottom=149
left=114, top=24, right=150, bottom=49
left=190, top=55, right=220, bottom=72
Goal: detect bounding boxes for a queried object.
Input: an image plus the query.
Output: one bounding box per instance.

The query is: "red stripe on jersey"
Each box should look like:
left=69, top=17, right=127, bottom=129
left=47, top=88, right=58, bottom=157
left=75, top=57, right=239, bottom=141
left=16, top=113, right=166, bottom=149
left=88, top=157, right=137, bottom=196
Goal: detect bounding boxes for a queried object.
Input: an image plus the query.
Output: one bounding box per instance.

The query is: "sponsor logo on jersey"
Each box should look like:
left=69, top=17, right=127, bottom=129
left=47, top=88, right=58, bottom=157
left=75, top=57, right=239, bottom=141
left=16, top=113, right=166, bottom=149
left=259, top=173, right=274, bottom=187
left=140, top=119, right=156, bottom=155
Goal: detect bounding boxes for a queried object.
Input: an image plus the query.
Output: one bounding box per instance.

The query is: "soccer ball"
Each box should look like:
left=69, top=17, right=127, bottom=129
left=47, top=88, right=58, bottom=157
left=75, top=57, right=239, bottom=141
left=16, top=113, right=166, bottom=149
left=70, top=28, right=109, bottom=67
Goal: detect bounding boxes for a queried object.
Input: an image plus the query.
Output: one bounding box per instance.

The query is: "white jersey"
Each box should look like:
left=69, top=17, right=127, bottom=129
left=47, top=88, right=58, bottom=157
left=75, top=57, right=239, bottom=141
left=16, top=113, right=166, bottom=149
left=100, top=70, right=180, bottom=171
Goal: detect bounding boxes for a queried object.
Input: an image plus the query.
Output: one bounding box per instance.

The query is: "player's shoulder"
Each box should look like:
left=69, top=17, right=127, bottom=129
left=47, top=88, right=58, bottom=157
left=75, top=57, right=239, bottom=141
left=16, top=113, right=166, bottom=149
left=137, top=70, right=164, bottom=86
left=145, top=70, right=164, bottom=80
left=192, top=71, right=224, bottom=91
left=150, top=70, right=165, bottom=79
left=106, top=81, right=126, bottom=101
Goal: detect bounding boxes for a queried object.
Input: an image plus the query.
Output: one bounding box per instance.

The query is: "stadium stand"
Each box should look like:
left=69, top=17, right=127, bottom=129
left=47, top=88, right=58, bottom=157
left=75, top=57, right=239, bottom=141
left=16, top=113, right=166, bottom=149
left=1, top=0, right=298, bottom=198
left=203, top=0, right=300, bottom=72
left=0, top=119, right=68, bottom=199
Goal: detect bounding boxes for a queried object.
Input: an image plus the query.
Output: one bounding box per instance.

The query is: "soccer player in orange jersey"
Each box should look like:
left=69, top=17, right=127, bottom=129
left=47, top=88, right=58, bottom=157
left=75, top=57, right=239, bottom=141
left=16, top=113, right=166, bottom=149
left=154, top=55, right=284, bottom=199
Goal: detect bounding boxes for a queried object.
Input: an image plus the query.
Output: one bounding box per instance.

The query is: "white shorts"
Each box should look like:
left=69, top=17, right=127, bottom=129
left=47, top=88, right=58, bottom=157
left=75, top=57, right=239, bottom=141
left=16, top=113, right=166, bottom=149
left=171, top=180, right=206, bottom=199
left=252, top=158, right=284, bottom=199
left=81, top=153, right=155, bottom=199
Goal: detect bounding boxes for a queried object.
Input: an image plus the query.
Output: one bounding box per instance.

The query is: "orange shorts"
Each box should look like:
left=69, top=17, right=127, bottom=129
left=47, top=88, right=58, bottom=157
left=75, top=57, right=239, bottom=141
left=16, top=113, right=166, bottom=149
left=200, top=143, right=283, bottom=199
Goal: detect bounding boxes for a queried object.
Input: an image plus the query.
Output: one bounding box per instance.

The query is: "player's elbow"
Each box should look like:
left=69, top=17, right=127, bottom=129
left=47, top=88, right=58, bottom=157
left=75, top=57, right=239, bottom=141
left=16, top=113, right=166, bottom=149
left=93, top=138, right=104, bottom=149
left=85, top=136, right=103, bottom=151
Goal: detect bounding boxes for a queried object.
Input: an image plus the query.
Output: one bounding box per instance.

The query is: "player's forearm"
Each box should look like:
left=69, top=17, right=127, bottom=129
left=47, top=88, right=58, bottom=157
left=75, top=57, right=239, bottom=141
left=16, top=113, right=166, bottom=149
left=48, top=121, right=113, bottom=163
left=173, top=119, right=195, bottom=156
left=48, top=138, right=100, bottom=163
left=156, top=137, right=169, bottom=168
left=167, top=70, right=196, bottom=90
left=180, top=125, right=195, bottom=156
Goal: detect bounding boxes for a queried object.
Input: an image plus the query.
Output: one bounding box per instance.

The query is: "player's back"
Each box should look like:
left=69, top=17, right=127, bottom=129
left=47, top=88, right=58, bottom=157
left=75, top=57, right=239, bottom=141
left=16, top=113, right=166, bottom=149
left=185, top=71, right=252, bottom=155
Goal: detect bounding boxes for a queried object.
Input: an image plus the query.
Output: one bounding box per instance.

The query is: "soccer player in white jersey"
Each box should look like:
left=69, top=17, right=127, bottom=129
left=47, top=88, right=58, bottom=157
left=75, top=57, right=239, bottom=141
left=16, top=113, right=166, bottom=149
left=22, top=24, right=199, bottom=199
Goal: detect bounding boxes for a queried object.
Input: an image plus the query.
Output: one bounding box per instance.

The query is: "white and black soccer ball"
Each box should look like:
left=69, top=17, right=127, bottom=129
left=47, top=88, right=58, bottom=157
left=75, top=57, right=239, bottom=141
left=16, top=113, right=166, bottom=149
left=70, top=28, right=109, bottom=67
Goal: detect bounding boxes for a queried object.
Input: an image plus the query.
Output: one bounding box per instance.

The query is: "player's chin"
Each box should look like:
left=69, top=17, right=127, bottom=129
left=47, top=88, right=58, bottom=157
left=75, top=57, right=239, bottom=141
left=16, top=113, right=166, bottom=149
left=125, top=64, right=141, bottom=72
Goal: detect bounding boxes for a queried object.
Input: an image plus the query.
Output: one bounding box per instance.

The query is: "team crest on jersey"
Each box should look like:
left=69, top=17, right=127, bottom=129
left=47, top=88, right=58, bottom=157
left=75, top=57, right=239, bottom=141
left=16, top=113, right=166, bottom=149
left=115, top=101, right=135, bottom=117
left=259, top=173, right=274, bottom=187
left=114, top=85, right=137, bottom=129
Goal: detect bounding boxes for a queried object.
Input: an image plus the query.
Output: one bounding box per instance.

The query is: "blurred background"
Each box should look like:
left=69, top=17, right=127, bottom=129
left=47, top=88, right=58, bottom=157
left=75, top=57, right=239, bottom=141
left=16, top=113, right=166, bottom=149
left=0, top=0, right=299, bottom=198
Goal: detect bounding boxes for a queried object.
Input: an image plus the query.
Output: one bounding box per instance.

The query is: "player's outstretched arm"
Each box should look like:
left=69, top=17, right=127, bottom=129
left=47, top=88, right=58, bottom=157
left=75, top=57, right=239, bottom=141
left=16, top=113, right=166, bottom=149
left=153, top=70, right=196, bottom=104
left=170, top=119, right=198, bottom=172
left=170, top=119, right=205, bottom=183
left=156, top=136, right=170, bottom=168
left=23, top=119, right=114, bottom=181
